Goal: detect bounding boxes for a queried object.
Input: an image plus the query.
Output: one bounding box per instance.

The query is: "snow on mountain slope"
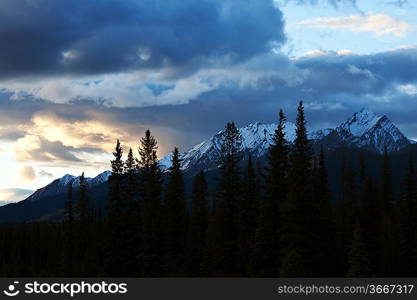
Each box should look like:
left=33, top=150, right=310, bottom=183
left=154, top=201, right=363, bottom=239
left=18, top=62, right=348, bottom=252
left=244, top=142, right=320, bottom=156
left=332, top=108, right=410, bottom=154
left=337, top=108, right=382, bottom=137
left=160, top=122, right=298, bottom=171
left=160, top=108, right=411, bottom=171
left=26, top=171, right=111, bottom=202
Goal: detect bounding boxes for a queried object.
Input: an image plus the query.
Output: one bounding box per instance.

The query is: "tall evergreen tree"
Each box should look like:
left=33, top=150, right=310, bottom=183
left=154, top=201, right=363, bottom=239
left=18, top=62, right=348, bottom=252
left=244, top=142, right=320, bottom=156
left=137, top=129, right=164, bottom=276
left=187, top=171, right=209, bottom=276
left=108, top=139, right=125, bottom=218
left=312, top=146, right=336, bottom=276
left=76, top=172, right=89, bottom=222
left=164, top=147, right=188, bottom=275
left=124, top=148, right=138, bottom=206
left=250, top=109, right=289, bottom=276
left=105, top=140, right=125, bottom=276
left=280, top=101, right=315, bottom=276
left=236, top=155, right=260, bottom=275
left=206, top=122, right=242, bottom=276
left=122, top=147, right=141, bottom=276
left=61, top=184, right=74, bottom=276
left=75, top=172, right=90, bottom=276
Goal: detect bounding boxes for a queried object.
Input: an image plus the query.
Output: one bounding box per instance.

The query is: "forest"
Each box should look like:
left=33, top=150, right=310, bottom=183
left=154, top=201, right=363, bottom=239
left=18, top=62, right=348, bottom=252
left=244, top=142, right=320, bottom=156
left=0, top=101, right=416, bottom=277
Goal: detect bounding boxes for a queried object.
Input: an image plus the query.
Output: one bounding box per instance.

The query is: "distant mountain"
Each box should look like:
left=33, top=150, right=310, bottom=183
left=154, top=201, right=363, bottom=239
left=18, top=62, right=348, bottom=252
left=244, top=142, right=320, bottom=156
left=160, top=122, right=297, bottom=173
left=160, top=108, right=411, bottom=172
left=26, top=171, right=111, bottom=202
left=318, top=108, right=411, bottom=154
left=0, top=108, right=413, bottom=223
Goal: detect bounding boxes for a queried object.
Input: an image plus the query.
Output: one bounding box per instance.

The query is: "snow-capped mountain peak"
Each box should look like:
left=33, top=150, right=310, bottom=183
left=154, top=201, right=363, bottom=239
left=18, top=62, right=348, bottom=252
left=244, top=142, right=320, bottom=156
left=160, top=108, right=411, bottom=172
left=332, top=108, right=410, bottom=154
left=59, top=174, right=77, bottom=185
left=160, top=121, right=297, bottom=172
left=337, top=108, right=383, bottom=137
left=26, top=171, right=111, bottom=202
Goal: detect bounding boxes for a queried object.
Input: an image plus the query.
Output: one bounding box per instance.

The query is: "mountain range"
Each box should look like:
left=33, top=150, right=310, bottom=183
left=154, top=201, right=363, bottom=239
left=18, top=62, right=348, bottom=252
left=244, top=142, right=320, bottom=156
left=0, top=108, right=416, bottom=223
left=25, top=171, right=111, bottom=203
left=159, top=108, right=412, bottom=172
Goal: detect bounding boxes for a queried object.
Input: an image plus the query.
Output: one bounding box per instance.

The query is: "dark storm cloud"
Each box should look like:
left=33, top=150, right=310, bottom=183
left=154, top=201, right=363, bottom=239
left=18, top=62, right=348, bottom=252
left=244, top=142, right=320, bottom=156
left=0, top=0, right=285, bottom=78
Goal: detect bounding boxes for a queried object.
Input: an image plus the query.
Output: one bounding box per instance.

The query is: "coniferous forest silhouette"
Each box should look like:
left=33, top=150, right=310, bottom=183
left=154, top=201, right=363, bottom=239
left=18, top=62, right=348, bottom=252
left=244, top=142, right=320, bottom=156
left=1, top=101, right=417, bottom=277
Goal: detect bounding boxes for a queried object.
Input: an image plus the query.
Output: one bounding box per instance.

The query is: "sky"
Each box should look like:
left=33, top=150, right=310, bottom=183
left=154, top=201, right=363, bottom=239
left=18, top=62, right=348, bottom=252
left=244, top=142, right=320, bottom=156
left=0, top=0, right=417, bottom=203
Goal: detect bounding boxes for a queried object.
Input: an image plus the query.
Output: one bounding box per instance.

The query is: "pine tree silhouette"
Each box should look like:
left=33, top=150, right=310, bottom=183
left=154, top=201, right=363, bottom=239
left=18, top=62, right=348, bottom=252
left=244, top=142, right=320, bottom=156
left=312, top=146, right=336, bottom=276
left=250, top=109, right=288, bottom=276
left=280, top=101, right=315, bottom=276
left=105, top=140, right=125, bottom=276
left=76, top=172, right=89, bottom=222
left=122, top=147, right=141, bottom=276
left=75, top=172, right=90, bottom=276
left=236, top=155, right=260, bottom=275
left=61, top=184, right=74, bottom=276
left=207, top=122, right=242, bottom=276
left=164, top=147, right=188, bottom=275
left=187, top=171, right=209, bottom=276
left=137, top=129, right=164, bottom=276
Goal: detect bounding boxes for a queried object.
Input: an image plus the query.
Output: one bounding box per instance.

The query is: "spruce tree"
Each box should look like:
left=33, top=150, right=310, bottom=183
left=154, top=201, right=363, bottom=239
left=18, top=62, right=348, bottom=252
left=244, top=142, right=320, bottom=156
left=236, top=155, right=260, bottom=275
left=250, top=110, right=288, bottom=276
left=280, top=101, right=315, bottom=276
left=75, top=172, right=90, bottom=276
left=164, top=147, right=188, bottom=275
left=105, top=140, right=124, bottom=276
left=312, top=146, right=336, bottom=276
left=187, top=171, right=209, bottom=276
left=209, top=122, right=242, bottom=276
left=107, top=139, right=125, bottom=216
left=76, top=172, right=89, bottom=222
left=61, top=184, right=74, bottom=276
left=122, top=147, right=141, bottom=276
left=124, top=148, right=138, bottom=206
left=137, top=129, right=164, bottom=276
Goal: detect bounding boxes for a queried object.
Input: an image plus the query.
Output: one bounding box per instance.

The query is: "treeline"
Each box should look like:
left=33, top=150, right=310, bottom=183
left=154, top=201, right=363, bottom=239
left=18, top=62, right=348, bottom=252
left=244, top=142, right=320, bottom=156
left=0, top=101, right=417, bottom=277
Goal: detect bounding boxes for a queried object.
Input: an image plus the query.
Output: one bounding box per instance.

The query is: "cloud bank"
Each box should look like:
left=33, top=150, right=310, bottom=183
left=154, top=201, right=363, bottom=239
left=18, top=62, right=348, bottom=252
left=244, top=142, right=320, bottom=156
left=0, top=0, right=285, bottom=79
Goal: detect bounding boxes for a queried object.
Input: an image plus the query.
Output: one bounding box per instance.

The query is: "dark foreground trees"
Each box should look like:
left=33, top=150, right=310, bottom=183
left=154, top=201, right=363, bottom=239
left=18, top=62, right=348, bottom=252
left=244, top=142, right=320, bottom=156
left=0, top=102, right=416, bottom=277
